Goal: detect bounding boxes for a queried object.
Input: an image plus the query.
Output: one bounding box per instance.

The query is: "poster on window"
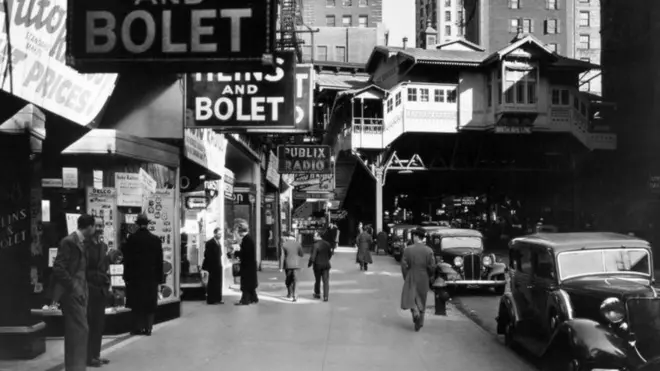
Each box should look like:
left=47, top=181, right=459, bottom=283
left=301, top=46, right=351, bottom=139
left=86, top=188, right=118, bottom=250
left=146, top=189, right=177, bottom=301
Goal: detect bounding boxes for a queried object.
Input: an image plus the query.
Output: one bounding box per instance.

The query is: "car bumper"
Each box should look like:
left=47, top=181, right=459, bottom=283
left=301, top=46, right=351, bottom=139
left=443, top=280, right=506, bottom=286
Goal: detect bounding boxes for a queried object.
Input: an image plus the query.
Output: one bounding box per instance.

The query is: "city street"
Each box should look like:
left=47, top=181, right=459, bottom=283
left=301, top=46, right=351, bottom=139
left=85, top=248, right=532, bottom=371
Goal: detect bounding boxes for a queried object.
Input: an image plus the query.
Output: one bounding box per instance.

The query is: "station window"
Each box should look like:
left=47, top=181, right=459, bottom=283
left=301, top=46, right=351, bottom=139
left=434, top=89, right=445, bottom=103
left=504, top=67, right=537, bottom=105
left=387, top=98, right=393, bottom=113
left=447, top=89, right=457, bottom=103
left=420, top=88, right=430, bottom=102
left=486, top=74, right=493, bottom=107
left=407, top=88, right=418, bottom=102
left=395, top=92, right=402, bottom=106
left=551, top=88, right=570, bottom=105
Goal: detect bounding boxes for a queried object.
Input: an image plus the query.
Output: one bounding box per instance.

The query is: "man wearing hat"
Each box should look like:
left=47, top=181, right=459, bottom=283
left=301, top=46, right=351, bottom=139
left=400, top=227, right=436, bottom=332
left=122, top=213, right=164, bottom=336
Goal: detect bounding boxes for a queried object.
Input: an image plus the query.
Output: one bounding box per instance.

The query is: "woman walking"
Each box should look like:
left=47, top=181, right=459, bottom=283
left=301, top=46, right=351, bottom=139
left=356, top=226, right=374, bottom=271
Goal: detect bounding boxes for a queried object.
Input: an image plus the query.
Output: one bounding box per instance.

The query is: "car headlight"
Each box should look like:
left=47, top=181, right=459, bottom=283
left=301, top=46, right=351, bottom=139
left=600, top=297, right=625, bottom=324
left=454, top=256, right=464, bottom=267
left=482, top=255, right=493, bottom=267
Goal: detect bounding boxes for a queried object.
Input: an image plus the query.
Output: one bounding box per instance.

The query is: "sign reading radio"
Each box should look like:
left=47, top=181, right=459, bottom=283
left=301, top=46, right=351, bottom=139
left=277, top=145, right=332, bottom=174
left=186, top=51, right=296, bottom=131
left=65, top=0, right=276, bottom=72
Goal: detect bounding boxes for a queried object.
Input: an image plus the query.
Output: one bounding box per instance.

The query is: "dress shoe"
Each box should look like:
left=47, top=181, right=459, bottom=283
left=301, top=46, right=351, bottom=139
left=292, top=296, right=297, bottom=302
left=235, top=301, right=249, bottom=306
left=87, top=359, right=102, bottom=367
left=323, top=297, right=328, bottom=302
left=130, top=330, right=143, bottom=336
left=313, top=294, right=321, bottom=299
left=144, top=329, right=152, bottom=336
left=99, top=358, right=110, bottom=365
left=218, top=301, right=224, bottom=304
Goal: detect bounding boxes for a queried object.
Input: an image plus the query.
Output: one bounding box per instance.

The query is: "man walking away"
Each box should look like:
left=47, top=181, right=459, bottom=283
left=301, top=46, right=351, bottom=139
left=309, top=231, right=333, bottom=302
left=400, top=227, right=436, bottom=332
left=86, top=217, right=111, bottom=367
left=122, top=214, right=164, bottom=336
left=280, top=232, right=304, bottom=302
left=202, top=228, right=224, bottom=305
left=52, top=214, right=96, bottom=371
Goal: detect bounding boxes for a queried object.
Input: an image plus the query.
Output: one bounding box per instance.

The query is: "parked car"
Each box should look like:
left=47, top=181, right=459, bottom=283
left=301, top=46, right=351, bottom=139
left=429, top=228, right=507, bottom=295
left=496, top=232, right=660, bottom=371
left=389, top=224, right=417, bottom=261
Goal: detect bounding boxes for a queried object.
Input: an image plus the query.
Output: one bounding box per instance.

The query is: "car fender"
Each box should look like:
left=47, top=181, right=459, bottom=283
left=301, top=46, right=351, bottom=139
left=436, top=262, right=460, bottom=280
left=488, top=262, right=507, bottom=278
left=496, top=292, right=520, bottom=333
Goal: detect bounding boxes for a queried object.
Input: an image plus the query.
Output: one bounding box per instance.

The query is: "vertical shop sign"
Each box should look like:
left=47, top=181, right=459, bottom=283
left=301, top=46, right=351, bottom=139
left=146, top=189, right=177, bottom=301
left=295, top=65, right=314, bottom=131
left=86, top=187, right=117, bottom=250
left=265, top=151, right=280, bottom=188
left=224, top=169, right=235, bottom=200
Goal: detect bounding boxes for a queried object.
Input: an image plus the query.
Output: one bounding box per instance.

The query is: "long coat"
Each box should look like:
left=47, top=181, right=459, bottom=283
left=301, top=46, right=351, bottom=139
left=281, top=239, right=304, bottom=270
left=355, top=232, right=373, bottom=264
left=202, top=238, right=223, bottom=302
left=122, top=228, right=164, bottom=313
left=235, top=234, right=258, bottom=291
left=400, top=242, right=435, bottom=311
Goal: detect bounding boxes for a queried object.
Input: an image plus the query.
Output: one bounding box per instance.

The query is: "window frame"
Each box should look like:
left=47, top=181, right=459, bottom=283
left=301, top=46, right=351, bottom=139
left=447, top=89, right=457, bottom=103
left=316, top=45, right=328, bottom=61
left=342, top=15, right=353, bottom=27
left=358, top=15, right=368, bottom=28
left=510, top=18, right=520, bottom=33
left=522, top=18, right=532, bottom=33
left=395, top=92, right=402, bottom=106
left=579, top=34, right=591, bottom=49
left=445, top=11, right=451, bottom=22
left=342, top=0, right=353, bottom=6
left=335, top=45, right=346, bottom=62
left=546, top=0, right=558, bottom=10
left=509, top=0, right=520, bottom=9
left=434, top=89, right=446, bottom=103
left=407, top=88, right=418, bottom=102
left=579, top=11, right=590, bottom=27
left=545, top=19, right=557, bottom=34
left=445, top=25, right=452, bottom=36
left=420, top=88, right=430, bottom=102
left=326, top=15, right=336, bottom=27
left=326, top=0, right=336, bottom=7
left=504, top=67, right=538, bottom=105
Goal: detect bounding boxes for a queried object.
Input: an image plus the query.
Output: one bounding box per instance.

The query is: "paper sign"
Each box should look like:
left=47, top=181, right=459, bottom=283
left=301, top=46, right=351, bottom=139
left=93, top=170, right=104, bottom=189
left=65, top=213, right=81, bottom=234
left=42, top=178, right=63, bottom=188
left=42, top=200, right=50, bottom=223
left=48, top=248, right=58, bottom=267
left=109, top=264, right=123, bottom=275
left=111, top=276, right=125, bottom=287
left=62, top=168, right=78, bottom=189
left=125, top=214, right=138, bottom=224
left=115, top=172, right=143, bottom=207
left=147, top=189, right=177, bottom=301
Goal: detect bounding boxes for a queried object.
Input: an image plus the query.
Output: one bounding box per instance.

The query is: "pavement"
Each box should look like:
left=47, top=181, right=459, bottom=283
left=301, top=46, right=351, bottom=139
left=2, top=246, right=536, bottom=371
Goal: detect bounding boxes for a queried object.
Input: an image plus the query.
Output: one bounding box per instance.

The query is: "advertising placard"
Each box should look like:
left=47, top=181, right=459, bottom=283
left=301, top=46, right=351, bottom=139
left=223, top=168, right=235, bottom=200
left=265, top=151, right=280, bottom=188
left=146, top=189, right=177, bottom=301
left=277, top=145, right=332, bottom=174
left=293, top=192, right=334, bottom=200
left=186, top=52, right=296, bottom=131
left=115, top=173, right=143, bottom=207
left=292, top=174, right=334, bottom=192
left=62, top=168, right=78, bottom=189
left=295, top=65, right=314, bottom=132
left=0, top=0, right=117, bottom=126
left=86, top=187, right=117, bottom=250
left=66, top=0, right=277, bottom=72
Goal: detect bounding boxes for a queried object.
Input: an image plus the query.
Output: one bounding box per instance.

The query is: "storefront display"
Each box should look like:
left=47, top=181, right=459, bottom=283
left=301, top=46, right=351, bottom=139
left=146, top=189, right=177, bottom=301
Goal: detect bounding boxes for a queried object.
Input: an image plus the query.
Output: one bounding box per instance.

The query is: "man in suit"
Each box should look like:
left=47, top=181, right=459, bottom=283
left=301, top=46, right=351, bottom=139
left=202, top=227, right=224, bottom=305
left=233, top=219, right=259, bottom=305
left=400, top=227, right=436, bottom=332
left=122, top=214, right=164, bottom=335
left=309, top=230, right=333, bottom=302
left=86, top=217, right=111, bottom=367
left=52, top=214, right=96, bottom=371
left=280, top=232, right=303, bottom=302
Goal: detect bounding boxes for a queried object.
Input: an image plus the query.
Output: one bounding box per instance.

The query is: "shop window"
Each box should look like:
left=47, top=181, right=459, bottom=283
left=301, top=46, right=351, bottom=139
left=407, top=88, right=418, bottom=102
left=434, top=89, right=445, bottom=103
left=395, top=91, right=402, bottom=106
left=420, top=88, right=430, bottom=102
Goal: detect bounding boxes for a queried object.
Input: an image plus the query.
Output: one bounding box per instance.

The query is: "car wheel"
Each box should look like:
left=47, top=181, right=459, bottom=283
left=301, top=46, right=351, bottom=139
left=503, top=315, right=516, bottom=348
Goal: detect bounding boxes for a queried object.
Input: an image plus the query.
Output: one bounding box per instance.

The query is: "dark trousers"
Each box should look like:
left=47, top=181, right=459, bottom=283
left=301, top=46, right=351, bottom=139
left=132, top=309, right=155, bottom=332
left=313, top=268, right=330, bottom=299
left=206, top=270, right=223, bottom=304
left=285, top=269, right=298, bottom=295
left=87, top=288, right=107, bottom=361
left=60, top=294, right=89, bottom=371
left=240, top=289, right=259, bottom=304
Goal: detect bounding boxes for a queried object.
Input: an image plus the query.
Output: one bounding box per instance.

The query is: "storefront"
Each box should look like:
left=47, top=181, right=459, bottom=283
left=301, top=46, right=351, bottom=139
left=262, top=151, right=281, bottom=263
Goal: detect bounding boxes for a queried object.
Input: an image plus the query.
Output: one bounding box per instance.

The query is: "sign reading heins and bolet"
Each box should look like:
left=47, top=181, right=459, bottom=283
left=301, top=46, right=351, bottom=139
left=65, top=0, right=276, bottom=73
left=277, top=145, right=332, bottom=174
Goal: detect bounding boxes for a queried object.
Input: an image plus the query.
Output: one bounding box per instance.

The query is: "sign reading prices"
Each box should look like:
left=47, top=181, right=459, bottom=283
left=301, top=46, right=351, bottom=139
left=186, top=51, right=296, bottom=131
left=277, top=145, right=332, bottom=174
left=65, top=0, right=276, bottom=72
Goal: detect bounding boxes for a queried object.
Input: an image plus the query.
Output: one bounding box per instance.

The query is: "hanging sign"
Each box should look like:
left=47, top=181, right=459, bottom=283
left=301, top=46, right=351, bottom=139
left=277, top=145, right=332, bottom=174
left=265, top=151, right=280, bottom=188
left=186, top=52, right=297, bottom=131
left=223, top=168, right=235, bottom=200
left=185, top=196, right=209, bottom=210
left=292, top=173, right=334, bottom=192
left=66, top=0, right=277, bottom=73
left=295, top=64, right=314, bottom=131
left=86, top=187, right=117, bottom=250
left=115, top=172, right=143, bottom=207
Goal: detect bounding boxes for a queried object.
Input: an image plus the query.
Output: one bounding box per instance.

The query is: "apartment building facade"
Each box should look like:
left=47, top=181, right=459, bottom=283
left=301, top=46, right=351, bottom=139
left=416, top=0, right=466, bottom=47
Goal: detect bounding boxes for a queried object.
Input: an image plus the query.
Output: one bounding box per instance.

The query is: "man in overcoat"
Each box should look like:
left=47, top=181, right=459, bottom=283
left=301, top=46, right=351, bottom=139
left=233, top=219, right=259, bottom=305
left=400, top=227, right=436, bottom=332
left=122, top=214, right=164, bottom=335
left=309, top=231, right=333, bottom=301
left=52, top=214, right=96, bottom=371
left=86, top=217, right=111, bottom=367
left=280, top=232, right=304, bottom=301
left=202, top=227, right=224, bottom=305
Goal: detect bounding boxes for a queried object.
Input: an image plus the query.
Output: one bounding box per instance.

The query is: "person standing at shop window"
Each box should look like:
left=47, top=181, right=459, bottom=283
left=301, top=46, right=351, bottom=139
left=202, top=228, right=224, bottom=305
left=122, top=214, right=164, bottom=336
left=309, top=230, right=333, bottom=302
left=86, top=217, right=111, bottom=367
left=280, top=232, right=304, bottom=302
left=232, top=219, right=259, bottom=305
left=52, top=214, right=96, bottom=371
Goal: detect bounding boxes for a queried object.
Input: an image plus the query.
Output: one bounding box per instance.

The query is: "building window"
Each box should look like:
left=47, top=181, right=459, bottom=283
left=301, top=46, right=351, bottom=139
left=445, top=0, right=451, bottom=6
left=387, top=98, right=393, bottom=113
left=342, top=15, right=352, bottom=27
left=579, top=11, right=590, bottom=27
left=546, top=0, right=557, bottom=9
left=434, top=89, right=445, bottom=103
left=505, top=68, right=538, bottom=105
left=420, top=88, right=430, bottom=102
left=342, top=0, right=352, bottom=6
left=326, top=15, right=336, bottom=27
left=359, top=0, right=368, bottom=6
left=395, top=92, right=402, bottom=106
left=547, top=43, right=557, bottom=52
left=457, top=10, right=464, bottom=25
left=551, top=89, right=570, bottom=105
left=358, top=15, right=368, bottom=27
left=302, top=45, right=312, bottom=61
left=510, top=18, right=520, bottom=33
left=407, top=88, right=417, bottom=102
left=445, top=11, right=451, bottom=21
left=458, top=26, right=465, bottom=36
left=579, top=34, right=590, bottom=49
left=545, top=19, right=558, bottom=34
left=317, top=46, right=328, bottom=61
left=509, top=0, right=520, bottom=9
left=447, top=89, right=457, bottom=103
left=445, top=25, right=452, bottom=35
left=335, top=46, right=346, bottom=62
left=326, top=0, right=335, bottom=6
left=522, top=19, right=533, bottom=33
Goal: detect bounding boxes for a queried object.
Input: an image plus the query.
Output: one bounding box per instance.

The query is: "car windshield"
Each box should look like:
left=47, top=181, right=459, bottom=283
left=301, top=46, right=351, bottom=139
left=440, top=236, right=483, bottom=251
left=557, top=248, right=651, bottom=280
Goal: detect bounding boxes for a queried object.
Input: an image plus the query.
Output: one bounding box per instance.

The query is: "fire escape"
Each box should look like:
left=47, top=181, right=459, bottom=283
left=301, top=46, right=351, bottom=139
left=277, top=0, right=304, bottom=62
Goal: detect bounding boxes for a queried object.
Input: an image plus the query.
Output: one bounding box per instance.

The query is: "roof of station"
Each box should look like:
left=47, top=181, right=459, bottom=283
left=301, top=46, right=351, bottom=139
left=315, top=71, right=370, bottom=91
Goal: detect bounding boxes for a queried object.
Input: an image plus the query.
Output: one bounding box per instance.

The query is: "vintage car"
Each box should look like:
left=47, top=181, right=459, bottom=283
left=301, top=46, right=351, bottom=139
left=497, top=232, right=660, bottom=371
left=389, top=224, right=417, bottom=261
left=429, top=228, right=507, bottom=294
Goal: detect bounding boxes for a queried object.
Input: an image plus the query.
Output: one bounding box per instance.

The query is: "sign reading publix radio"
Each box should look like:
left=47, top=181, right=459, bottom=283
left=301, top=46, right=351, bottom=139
left=277, top=145, right=332, bottom=174
left=186, top=51, right=296, bottom=131
left=0, top=0, right=117, bottom=126
left=65, top=0, right=276, bottom=72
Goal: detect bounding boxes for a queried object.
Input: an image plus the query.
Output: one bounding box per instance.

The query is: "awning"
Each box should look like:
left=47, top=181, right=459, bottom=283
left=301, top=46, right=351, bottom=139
left=181, top=157, right=222, bottom=181
left=316, top=72, right=370, bottom=91
left=61, top=129, right=179, bottom=168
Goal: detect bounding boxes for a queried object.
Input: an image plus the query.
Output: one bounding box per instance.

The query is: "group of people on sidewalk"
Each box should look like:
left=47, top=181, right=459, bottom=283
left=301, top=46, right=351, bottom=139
left=280, top=230, right=334, bottom=301
left=52, top=213, right=164, bottom=371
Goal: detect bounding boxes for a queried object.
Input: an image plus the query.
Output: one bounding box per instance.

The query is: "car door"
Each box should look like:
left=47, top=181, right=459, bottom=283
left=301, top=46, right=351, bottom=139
left=530, top=246, right=558, bottom=337
left=510, top=244, right=535, bottom=324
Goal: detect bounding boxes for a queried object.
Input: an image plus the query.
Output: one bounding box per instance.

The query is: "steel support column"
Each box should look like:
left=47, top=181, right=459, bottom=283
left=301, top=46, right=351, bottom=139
left=375, top=167, right=384, bottom=234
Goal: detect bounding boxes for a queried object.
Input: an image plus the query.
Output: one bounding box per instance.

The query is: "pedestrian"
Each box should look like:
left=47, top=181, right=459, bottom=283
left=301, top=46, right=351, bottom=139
left=233, top=219, right=259, bottom=305
left=309, top=230, right=333, bottom=302
left=202, top=227, right=224, bottom=305
left=280, top=232, right=304, bottom=302
left=52, top=214, right=96, bottom=371
left=355, top=226, right=374, bottom=271
left=323, top=223, right=339, bottom=253
left=122, top=214, right=164, bottom=336
left=400, top=227, right=436, bottom=332
left=86, top=217, right=111, bottom=367
left=376, top=229, right=388, bottom=256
